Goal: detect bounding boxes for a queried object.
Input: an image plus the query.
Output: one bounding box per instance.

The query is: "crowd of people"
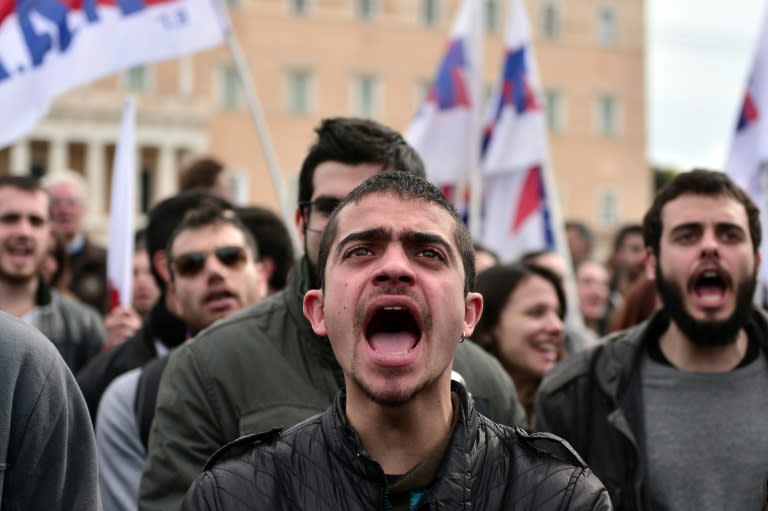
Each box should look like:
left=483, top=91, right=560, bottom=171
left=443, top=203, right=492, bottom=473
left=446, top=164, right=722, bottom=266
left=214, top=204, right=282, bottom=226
left=2, top=116, right=767, bottom=510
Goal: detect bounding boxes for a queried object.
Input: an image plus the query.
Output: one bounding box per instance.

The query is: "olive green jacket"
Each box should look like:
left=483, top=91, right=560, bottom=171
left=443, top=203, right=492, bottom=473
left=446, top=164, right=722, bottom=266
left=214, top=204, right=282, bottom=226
left=139, top=257, right=525, bottom=511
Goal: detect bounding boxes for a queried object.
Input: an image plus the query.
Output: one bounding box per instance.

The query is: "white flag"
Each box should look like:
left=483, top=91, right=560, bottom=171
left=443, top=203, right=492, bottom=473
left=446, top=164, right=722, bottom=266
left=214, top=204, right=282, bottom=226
left=0, top=0, right=225, bottom=148
left=480, top=0, right=554, bottom=261
left=724, top=6, right=768, bottom=300
left=404, top=0, right=483, bottom=195
left=107, top=97, right=136, bottom=310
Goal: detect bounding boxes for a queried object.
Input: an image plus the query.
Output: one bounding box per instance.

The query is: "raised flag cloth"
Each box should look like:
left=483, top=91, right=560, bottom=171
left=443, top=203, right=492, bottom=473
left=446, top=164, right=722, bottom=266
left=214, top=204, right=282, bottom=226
left=107, top=97, right=136, bottom=309
left=480, top=0, right=554, bottom=260
left=725, top=4, right=768, bottom=301
left=0, top=0, right=225, bottom=148
left=404, top=0, right=483, bottom=195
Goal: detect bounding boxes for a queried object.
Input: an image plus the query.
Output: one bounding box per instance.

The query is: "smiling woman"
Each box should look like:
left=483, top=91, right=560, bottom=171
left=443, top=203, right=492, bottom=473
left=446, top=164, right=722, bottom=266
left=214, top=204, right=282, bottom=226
left=473, top=262, right=566, bottom=425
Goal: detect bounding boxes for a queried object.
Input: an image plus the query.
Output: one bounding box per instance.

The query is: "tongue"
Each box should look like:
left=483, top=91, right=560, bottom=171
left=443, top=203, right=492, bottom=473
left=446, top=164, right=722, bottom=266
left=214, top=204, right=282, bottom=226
left=697, top=285, right=725, bottom=304
left=369, top=332, right=418, bottom=354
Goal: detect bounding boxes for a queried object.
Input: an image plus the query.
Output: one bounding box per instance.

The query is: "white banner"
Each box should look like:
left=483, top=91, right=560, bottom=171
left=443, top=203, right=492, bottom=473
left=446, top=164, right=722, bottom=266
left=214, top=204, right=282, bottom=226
left=0, top=0, right=225, bottom=148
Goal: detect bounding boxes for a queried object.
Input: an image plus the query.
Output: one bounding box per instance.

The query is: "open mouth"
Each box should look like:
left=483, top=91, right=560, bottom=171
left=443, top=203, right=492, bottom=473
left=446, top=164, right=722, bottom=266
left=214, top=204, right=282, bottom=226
left=364, top=304, right=422, bottom=355
left=7, top=244, right=33, bottom=256
left=204, top=289, right=237, bottom=309
left=690, top=267, right=730, bottom=303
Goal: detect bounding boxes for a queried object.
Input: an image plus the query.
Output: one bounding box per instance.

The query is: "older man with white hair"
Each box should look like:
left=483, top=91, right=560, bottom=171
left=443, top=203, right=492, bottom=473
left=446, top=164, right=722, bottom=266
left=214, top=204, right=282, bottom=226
left=42, top=169, right=109, bottom=313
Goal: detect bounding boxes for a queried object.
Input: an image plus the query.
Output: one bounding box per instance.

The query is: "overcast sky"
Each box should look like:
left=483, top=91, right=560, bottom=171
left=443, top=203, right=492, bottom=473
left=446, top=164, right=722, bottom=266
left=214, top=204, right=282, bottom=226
left=647, top=0, right=767, bottom=169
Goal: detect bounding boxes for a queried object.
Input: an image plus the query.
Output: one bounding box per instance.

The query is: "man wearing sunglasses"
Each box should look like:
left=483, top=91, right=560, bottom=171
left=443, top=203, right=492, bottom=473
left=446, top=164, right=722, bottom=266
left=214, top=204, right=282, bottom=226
left=97, top=205, right=264, bottom=511
left=77, top=191, right=234, bottom=422
left=140, top=117, right=526, bottom=511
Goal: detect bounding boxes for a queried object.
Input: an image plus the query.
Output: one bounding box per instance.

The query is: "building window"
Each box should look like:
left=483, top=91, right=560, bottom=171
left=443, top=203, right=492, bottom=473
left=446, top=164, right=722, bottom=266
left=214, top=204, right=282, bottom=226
left=543, top=89, right=564, bottom=133
left=540, top=0, right=560, bottom=39
left=420, top=0, right=439, bottom=27
left=217, top=64, right=242, bottom=110
left=287, top=69, right=312, bottom=115
left=485, top=0, right=500, bottom=33
left=356, top=0, right=377, bottom=20
left=140, top=166, right=152, bottom=214
left=289, top=0, right=309, bottom=15
left=353, top=74, right=379, bottom=118
left=595, top=94, right=619, bottom=136
left=124, top=66, right=149, bottom=92
left=597, top=5, right=617, bottom=46
left=598, top=189, right=618, bottom=227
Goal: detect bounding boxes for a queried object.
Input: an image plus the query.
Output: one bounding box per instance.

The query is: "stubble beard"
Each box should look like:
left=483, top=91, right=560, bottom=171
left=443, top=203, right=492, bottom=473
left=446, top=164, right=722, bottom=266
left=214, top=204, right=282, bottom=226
left=655, top=260, right=756, bottom=347
left=349, top=293, right=435, bottom=407
left=0, top=252, right=44, bottom=286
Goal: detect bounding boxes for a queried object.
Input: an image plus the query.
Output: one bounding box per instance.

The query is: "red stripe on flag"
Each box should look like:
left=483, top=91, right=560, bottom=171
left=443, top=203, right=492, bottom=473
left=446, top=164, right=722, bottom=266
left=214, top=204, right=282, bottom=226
left=511, top=166, right=541, bottom=233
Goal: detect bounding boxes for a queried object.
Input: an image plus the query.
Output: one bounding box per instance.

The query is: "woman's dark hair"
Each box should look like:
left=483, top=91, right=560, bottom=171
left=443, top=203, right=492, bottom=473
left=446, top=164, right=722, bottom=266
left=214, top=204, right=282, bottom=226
left=473, top=262, right=566, bottom=351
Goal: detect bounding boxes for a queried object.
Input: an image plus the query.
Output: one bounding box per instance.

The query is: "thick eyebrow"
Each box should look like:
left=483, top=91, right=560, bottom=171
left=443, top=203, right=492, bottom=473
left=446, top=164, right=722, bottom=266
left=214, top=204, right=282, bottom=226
left=669, top=221, right=746, bottom=234
left=334, top=227, right=455, bottom=261
left=335, top=227, right=391, bottom=255
left=401, top=231, right=454, bottom=258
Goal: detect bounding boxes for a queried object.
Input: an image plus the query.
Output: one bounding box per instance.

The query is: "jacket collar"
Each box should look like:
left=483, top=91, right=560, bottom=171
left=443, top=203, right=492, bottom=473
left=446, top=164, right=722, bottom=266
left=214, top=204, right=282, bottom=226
left=322, top=381, right=477, bottom=495
left=145, top=298, right=188, bottom=351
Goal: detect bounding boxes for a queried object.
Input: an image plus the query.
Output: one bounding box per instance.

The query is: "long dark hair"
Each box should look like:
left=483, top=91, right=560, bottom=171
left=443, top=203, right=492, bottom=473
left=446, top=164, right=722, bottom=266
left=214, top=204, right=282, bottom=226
left=473, top=262, right=566, bottom=351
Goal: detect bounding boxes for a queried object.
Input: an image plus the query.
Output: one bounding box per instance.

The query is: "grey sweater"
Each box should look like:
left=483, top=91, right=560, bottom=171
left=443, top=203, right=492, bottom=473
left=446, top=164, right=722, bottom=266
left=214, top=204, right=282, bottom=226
left=0, top=310, right=100, bottom=509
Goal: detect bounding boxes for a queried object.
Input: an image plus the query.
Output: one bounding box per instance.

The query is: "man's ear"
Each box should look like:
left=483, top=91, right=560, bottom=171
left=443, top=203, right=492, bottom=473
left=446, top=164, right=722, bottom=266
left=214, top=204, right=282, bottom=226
left=644, top=246, right=656, bottom=281
left=462, top=292, right=484, bottom=339
left=153, top=250, right=172, bottom=285
left=303, top=289, right=327, bottom=336
left=295, top=207, right=306, bottom=246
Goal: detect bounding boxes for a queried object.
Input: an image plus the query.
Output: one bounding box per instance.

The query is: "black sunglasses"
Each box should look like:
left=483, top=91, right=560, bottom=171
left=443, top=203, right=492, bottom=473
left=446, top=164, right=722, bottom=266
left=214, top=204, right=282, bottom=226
left=172, top=246, right=248, bottom=278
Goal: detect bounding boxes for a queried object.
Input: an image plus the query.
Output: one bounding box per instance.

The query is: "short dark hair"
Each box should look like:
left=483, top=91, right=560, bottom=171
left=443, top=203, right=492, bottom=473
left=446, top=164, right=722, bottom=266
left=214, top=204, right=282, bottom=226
left=0, top=175, right=45, bottom=194
left=643, top=169, right=762, bottom=256
left=316, top=172, right=475, bottom=294
left=236, top=206, right=295, bottom=291
left=612, top=224, right=643, bottom=254
left=165, top=204, right=258, bottom=281
left=297, top=117, right=426, bottom=205
left=473, top=262, right=566, bottom=351
left=178, top=157, right=225, bottom=192
left=146, top=191, right=234, bottom=292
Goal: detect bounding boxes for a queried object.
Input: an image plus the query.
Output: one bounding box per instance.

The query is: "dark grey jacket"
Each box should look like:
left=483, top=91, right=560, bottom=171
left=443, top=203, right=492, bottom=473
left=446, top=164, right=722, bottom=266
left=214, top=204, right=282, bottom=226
left=535, top=309, right=768, bottom=510
left=182, top=383, right=611, bottom=510
left=33, top=280, right=106, bottom=373
left=0, top=310, right=100, bottom=509
left=140, top=257, right=526, bottom=511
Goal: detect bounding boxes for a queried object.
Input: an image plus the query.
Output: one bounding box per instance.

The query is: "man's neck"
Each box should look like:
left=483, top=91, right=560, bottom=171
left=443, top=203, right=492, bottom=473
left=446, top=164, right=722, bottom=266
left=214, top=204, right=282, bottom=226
left=345, top=378, right=454, bottom=475
left=659, top=321, right=748, bottom=372
left=0, top=278, right=39, bottom=317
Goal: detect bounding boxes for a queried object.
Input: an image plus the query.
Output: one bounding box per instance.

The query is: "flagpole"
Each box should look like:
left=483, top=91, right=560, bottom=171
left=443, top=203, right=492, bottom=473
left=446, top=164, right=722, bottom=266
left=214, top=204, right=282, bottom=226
left=468, top=3, right=485, bottom=239
left=212, top=0, right=300, bottom=252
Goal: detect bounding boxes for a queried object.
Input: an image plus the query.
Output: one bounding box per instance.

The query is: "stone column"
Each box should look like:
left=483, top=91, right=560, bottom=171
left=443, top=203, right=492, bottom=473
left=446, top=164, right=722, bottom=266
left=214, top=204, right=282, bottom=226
left=48, top=136, right=68, bottom=173
left=9, top=141, right=30, bottom=175
left=85, top=139, right=105, bottom=220
left=156, top=144, right=177, bottom=201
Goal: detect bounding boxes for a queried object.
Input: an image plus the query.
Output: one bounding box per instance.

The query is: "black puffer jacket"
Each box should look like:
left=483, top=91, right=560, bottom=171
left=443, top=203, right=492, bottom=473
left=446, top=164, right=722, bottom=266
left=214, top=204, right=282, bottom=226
left=182, top=383, right=612, bottom=510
